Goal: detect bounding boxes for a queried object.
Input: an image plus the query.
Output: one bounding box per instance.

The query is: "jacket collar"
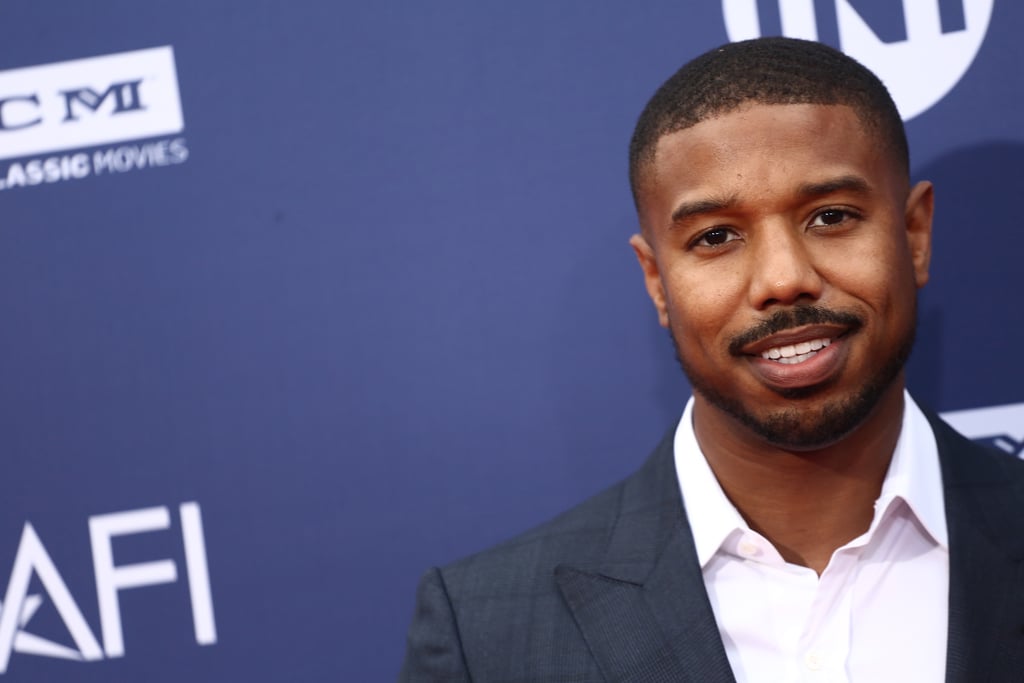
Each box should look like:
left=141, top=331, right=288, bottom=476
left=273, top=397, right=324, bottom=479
left=928, top=411, right=1024, bottom=682
left=555, top=429, right=736, bottom=682
left=555, top=407, right=1024, bottom=683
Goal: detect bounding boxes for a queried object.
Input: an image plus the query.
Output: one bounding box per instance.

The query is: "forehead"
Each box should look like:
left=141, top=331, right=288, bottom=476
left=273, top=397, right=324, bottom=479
left=636, top=103, right=904, bottom=228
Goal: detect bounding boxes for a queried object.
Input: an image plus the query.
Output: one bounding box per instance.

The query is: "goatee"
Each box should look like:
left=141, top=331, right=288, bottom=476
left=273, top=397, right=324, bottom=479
left=670, top=304, right=916, bottom=450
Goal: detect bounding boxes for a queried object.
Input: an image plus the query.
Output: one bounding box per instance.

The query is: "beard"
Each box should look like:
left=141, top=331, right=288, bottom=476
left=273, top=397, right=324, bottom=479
left=671, top=304, right=917, bottom=450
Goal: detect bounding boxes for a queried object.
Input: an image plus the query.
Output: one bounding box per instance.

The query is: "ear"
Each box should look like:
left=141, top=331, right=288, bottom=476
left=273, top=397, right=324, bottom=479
left=904, top=180, right=934, bottom=288
left=629, top=233, right=670, bottom=328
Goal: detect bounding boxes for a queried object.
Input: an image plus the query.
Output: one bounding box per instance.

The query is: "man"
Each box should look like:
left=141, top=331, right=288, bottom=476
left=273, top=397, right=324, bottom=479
left=399, top=38, right=1024, bottom=682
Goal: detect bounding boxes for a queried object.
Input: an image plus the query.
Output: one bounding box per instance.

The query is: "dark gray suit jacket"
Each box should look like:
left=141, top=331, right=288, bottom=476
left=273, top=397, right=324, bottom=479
left=399, top=412, right=1024, bottom=682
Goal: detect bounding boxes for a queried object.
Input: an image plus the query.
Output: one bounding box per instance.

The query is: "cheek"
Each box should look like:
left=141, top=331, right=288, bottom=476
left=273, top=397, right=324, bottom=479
left=815, top=234, right=914, bottom=309
left=664, top=269, right=743, bottom=345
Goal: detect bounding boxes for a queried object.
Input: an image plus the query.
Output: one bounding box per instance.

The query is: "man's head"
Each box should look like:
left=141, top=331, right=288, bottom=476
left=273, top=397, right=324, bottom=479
left=628, top=38, right=933, bottom=451
left=629, top=37, right=909, bottom=213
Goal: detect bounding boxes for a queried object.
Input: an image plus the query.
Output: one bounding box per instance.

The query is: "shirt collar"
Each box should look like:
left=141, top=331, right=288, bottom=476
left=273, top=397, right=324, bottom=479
left=673, top=389, right=947, bottom=569
left=876, top=392, right=948, bottom=549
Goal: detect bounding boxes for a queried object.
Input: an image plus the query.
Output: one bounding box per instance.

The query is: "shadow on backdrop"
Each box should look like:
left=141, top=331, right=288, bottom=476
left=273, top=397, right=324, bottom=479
left=908, top=141, right=1024, bottom=411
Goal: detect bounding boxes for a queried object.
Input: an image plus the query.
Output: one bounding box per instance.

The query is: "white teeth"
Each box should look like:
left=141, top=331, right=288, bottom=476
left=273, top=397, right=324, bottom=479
left=760, top=337, right=832, bottom=363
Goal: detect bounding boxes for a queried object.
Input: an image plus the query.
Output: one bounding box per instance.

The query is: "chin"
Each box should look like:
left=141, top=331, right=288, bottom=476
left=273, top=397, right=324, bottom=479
left=673, top=316, right=916, bottom=451
left=695, top=375, right=903, bottom=450
left=735, top=398, right=877, bottom=450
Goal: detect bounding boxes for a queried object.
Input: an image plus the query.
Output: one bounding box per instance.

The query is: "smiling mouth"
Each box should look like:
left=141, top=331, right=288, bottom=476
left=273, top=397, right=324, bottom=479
left=759, top=337, right=832, bottom=364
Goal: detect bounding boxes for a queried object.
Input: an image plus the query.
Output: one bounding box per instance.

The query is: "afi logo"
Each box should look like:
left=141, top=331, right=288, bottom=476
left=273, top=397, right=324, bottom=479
left=0, top=46, right=183, bottom=161
left=722, top=0, right=995, bottom=119
left=0, top=502, right=216, bottom=674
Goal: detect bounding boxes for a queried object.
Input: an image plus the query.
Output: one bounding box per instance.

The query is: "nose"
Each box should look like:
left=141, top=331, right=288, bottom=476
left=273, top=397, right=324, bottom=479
left=747, top=226, right=824, bottom=310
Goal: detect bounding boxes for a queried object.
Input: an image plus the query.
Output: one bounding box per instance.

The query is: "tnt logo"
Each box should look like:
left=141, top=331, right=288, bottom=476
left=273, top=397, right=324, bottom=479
left=722, top=0, right=995, bottom=119
left=0, top=502, right=215, bottom=674
left=941, top=401, right=1024, bottom=460
left=0, top=46, right=183, bottom=161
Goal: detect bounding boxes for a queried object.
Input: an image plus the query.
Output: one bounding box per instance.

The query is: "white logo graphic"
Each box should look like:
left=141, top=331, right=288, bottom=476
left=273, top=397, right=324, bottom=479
left=0, top=46, right=183, bottom=160
left=0, top=502, right=216, bottom=675
left=722, top=0, right=994, bottom=120
left=941, top=402, right=1024, bottom=458
left=0, top=46, right=188, bottom=191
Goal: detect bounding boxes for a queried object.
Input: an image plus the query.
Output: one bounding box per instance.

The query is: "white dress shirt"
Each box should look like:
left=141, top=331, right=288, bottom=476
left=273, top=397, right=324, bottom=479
left=674, top=391, right=948, bottom=682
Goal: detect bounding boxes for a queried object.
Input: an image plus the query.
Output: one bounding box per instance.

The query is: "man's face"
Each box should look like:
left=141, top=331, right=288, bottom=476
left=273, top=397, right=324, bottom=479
left=630, top=103, right=933, bottom=450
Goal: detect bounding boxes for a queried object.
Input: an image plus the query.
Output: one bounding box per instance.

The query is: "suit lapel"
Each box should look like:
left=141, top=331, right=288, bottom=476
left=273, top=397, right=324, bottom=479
left=555, top=409, right=1024, bottom=682
left=555, top=431, right=735, bottom=683
left=929, top=414, right=1024, bottom=683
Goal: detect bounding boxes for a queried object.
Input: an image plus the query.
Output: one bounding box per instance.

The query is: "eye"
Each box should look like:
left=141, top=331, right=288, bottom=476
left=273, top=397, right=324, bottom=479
left=808, top=208, right=858, bottom=228
left=693, top=227, right=739, bottom=248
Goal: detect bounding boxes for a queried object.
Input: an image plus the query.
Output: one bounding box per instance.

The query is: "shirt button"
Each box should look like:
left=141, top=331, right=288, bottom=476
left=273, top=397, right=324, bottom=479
left=804, top=652, right=823, bottom=671
left=738, top=539, right=759, bottom=557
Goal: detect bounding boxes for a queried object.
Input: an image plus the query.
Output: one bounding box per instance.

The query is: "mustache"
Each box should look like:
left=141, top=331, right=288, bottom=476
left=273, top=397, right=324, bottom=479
left=727, top=306, right=864, bottom=355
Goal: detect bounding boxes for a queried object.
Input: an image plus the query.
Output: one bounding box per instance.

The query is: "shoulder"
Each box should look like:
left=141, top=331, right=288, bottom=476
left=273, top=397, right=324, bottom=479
left=401, top=438, right=676, bottom=679
left=926, top=408, right=1024, bottom=484
left=924, top=408, right=1024, bottom=556
left=437, top=425, right=678, bottom=593
left=440, top=468, right=629, bottom=592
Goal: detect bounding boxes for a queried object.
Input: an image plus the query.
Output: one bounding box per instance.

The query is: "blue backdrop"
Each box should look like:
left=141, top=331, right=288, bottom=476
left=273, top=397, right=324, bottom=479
left=0, top=1, right=1021, bottom=681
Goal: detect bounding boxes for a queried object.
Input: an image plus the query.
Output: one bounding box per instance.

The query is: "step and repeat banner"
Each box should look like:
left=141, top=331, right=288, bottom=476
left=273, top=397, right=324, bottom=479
left=0, top=1, right=1021, bottom=681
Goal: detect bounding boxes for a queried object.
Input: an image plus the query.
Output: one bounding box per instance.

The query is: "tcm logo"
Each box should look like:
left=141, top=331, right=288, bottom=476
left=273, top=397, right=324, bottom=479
left=722, top=0, right=994, bottom=119
left=0, top=46, right=183, bottom=161
left=941, top=401, right=1024, bottom=459
left=0, top=502, right=215, bottom=674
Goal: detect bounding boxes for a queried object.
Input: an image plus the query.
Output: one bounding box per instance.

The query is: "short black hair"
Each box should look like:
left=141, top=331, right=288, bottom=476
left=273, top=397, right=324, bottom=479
left=628, top=37, right=909, bottom=206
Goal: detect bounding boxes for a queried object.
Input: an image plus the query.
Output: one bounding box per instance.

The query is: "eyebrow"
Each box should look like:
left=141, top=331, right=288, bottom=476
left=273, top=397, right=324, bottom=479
left=669, top=175, right=873, bottom=228
left=797, top=175, right=872, bottom=198
left=670, top=194, right=739, bottom=226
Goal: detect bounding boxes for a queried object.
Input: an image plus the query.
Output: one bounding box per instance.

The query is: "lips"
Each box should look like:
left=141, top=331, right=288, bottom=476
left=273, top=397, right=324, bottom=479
left=739, top=325, right=852, bottom=391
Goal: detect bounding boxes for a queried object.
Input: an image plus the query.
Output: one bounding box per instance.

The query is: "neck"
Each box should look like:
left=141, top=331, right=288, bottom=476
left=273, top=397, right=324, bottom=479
left=692, top=383, right=906, bottom=574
